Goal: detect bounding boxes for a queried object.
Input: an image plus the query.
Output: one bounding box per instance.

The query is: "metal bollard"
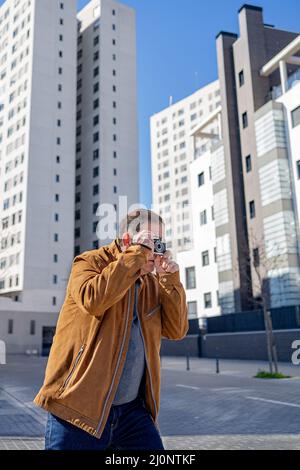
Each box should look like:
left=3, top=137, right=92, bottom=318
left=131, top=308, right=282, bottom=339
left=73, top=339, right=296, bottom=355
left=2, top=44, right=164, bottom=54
left=186, top=354, right=190, bottom=371
left=216, top=357, right=220, bottom=374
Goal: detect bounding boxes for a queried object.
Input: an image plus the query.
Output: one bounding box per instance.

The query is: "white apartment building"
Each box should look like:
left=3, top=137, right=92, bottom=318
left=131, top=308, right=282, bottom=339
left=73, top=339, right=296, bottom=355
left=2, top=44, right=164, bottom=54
left=0, top=0, right=139, bottom=355
left=150, top=81, right=221, bottom=257
left=75, top=0, right=139, bottom=253
left=257, top=35, right=300, bottom=307
left=0, top=0, right=77, bottom=317
left=177, top=107, right=222, bottom=327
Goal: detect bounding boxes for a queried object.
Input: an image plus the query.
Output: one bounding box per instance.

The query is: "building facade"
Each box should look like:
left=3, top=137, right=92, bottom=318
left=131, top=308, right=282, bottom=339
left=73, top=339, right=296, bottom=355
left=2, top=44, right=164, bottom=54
left=0, top=0, right=139, bottom=354
left=216, top=5, right=300, bottom=312
left=75, top=0, right=139, bottom=253
left=150, top=81, right=221, bottom=257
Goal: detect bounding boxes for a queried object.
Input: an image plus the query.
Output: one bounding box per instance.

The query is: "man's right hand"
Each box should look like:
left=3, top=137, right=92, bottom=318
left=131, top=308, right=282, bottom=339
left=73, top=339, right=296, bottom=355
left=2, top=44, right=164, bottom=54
left=132, top=231, right=155, bottom=254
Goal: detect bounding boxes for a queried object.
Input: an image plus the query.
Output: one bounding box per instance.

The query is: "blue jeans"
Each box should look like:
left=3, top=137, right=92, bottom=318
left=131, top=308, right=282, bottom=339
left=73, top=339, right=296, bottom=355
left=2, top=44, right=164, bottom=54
left=45, top=396, right=165, bottom=450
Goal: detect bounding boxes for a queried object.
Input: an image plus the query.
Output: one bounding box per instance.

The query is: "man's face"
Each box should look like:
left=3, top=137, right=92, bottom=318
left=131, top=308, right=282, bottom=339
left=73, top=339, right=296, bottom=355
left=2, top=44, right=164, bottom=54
left=121, top=221, right=165, bottom=275
left=140, top=221, right=165, bottom=275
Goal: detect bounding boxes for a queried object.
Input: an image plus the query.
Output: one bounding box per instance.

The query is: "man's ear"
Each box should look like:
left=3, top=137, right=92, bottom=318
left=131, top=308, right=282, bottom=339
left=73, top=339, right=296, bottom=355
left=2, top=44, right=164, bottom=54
left=121, top=232, right=131, bottom=248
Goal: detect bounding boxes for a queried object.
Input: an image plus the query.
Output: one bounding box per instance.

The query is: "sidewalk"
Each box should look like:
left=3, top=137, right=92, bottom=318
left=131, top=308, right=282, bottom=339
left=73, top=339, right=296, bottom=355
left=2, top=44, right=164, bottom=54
left=161, top=356, right=300, bottom=378
left=1, top=355, right=300, bottom=450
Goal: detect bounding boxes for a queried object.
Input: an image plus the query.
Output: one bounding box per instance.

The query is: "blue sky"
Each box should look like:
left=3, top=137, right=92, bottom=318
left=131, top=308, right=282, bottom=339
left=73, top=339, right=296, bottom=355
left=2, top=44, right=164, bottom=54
left=2, top=0, right=300, bottom=207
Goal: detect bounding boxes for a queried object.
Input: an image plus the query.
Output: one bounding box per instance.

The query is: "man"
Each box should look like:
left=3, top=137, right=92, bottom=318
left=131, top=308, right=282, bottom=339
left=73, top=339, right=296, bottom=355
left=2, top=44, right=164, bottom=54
left=34, top=209, right=189, bottom=450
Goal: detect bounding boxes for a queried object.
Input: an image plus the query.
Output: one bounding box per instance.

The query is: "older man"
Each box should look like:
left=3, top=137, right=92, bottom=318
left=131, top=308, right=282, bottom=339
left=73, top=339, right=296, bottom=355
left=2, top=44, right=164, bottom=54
left=34, top=209, right=188, bottom=450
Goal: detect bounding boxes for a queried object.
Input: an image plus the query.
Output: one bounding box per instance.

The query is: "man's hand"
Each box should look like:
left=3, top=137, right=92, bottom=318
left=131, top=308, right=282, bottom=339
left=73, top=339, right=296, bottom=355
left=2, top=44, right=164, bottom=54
left=154, top=250, right=179, bottom=274
left=132, top=231, right=154, bottom=254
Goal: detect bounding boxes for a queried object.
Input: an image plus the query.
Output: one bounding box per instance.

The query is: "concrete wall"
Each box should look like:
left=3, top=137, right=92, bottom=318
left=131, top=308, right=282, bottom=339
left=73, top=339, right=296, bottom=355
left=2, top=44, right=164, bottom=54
left=201, top=329, right=300, bottom=362
left=161, top=334, right=200, bottom=357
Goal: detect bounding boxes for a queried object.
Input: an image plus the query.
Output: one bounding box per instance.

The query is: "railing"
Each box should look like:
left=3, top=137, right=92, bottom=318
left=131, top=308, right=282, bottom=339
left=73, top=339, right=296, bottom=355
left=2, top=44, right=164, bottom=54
left=266, top=67, right=300, bottom=103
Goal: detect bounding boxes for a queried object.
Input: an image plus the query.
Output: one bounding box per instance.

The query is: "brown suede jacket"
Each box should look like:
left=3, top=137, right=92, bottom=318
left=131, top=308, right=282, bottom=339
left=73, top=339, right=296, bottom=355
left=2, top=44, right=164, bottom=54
left=34, top=239, right=189, bottom=439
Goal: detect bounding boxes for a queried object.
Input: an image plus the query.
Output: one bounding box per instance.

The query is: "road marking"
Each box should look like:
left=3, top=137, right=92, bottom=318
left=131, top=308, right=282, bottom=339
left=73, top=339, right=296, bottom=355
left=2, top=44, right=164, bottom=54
left=176, top=384, right=200, bottom=390
left=246, top=396, right=300, bottom=409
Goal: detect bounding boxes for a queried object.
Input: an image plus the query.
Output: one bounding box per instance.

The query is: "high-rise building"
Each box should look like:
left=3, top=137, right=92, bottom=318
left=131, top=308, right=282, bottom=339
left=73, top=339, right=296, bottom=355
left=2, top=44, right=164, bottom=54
left=0, top=0, right=139, bottom=354
left=75, top=0, right=139, bottom=253
left=215, top=5, right=300, bottom=313
left=0, top=0, right=77, bottom=311
left=177, top=107, right=222, bottom=327
left=150, top=82, right=221, bottom=257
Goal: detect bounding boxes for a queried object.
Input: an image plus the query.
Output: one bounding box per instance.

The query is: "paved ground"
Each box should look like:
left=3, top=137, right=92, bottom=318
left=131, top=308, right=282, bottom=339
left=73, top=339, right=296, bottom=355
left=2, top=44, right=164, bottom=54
left=1, top=355, right=300, bottom=450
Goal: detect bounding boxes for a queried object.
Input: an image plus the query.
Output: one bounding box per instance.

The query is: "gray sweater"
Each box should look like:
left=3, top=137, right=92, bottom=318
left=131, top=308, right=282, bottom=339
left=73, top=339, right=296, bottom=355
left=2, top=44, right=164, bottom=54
left=112, top=279, right=146, bottom=405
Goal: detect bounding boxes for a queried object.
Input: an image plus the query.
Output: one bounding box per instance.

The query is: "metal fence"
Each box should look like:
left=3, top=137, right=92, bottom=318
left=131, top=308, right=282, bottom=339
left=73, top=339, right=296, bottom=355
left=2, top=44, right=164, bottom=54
left=207, top=305, right=300, bottom=334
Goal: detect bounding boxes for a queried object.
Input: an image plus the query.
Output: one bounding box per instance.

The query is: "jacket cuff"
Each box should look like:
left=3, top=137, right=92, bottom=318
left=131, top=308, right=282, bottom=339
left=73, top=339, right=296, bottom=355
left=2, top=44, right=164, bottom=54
left=158, top=270, right=181, bottom=287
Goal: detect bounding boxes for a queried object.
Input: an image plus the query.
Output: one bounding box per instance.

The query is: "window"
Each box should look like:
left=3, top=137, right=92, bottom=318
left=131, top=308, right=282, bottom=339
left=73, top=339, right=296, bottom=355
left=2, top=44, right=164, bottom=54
left=204, top=292, right=212, bottom=309
left=8, top=319, right=13, bottom=334
left=297, top=160, right=300, bottom=180
left=93, top=167, right=99, bottom=177
left=185, top=267, right=196, bottom=289
left=239, top=70, right=244, bottom=87
left=30, top=320, right=36, bottom=335
left=249, top=200, right=255, bottom=219
left=93, top=149, right=99, bottom=160
left=53, top=275, right=57, bottom=284
left=52, top=297, right=56, bottom=306
left=187, top=301, right=197, bottom=319
left=93, top=115, right=99, bottom=126
left=291, top=106, right=300, bottom=128
left=93, top=185, right=99, bottom=195
left=198, top=172, right=205, bottom=186
left=74, top=246, right=80, bottom=256
left=93, top=132, right=99, bottom=143
left=242, top=112, right=248, bottom=129
left=246, top=155, right=252, bottom=172
left=200, top=210, right=207, bottom=225
left=94, top=36, right=99, bottom=46
left=202, top=250, right=209, bottom=266
left=253, top=248, right=260, bottom=267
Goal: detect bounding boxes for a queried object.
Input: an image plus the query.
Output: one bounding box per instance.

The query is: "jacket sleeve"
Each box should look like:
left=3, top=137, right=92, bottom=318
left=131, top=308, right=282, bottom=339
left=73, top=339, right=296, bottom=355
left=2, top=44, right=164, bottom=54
left=158, top=271, right=189, bottom=340
left=68, top=244, right=151, bottom=318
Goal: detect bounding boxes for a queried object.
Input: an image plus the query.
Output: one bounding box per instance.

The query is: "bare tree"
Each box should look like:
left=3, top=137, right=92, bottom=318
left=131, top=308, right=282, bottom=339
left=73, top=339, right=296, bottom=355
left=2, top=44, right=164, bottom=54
left=232, top=227, right=294, bottom=374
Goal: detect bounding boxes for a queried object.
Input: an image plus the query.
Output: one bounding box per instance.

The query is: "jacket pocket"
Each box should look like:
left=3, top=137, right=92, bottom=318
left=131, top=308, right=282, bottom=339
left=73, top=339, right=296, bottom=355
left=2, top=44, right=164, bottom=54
left=146, top=304, right=161, bottom=318
left=57, top=344, right=85, bottom=395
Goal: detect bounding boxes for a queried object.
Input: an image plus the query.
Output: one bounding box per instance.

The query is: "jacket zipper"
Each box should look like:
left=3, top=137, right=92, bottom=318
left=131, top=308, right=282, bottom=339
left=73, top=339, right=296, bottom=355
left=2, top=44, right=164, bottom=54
left=59, top=344, right=85, bottom=393
left=146, top=304, right=161, bottom=317
left=96, top=285, right=133, bottom=433
left=136, top=292, right=158, bottom=420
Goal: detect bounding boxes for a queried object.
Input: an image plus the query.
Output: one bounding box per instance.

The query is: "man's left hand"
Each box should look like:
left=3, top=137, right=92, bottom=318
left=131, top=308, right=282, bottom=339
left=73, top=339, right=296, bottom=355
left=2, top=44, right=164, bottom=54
left=154, top=250, right=179, bottom=274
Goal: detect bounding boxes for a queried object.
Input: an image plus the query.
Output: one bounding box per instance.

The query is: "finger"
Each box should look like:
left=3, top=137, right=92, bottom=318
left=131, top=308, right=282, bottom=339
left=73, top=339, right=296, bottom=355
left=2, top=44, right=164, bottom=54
left=162, top=250, right=172, bottom=261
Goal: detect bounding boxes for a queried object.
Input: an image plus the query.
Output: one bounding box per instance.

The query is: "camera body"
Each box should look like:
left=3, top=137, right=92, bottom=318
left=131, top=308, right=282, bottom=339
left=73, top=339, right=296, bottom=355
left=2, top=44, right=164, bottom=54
left=153, top=238, right=167, bottom=255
